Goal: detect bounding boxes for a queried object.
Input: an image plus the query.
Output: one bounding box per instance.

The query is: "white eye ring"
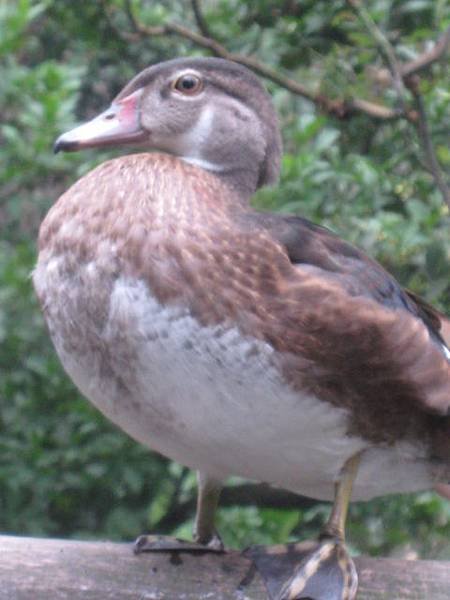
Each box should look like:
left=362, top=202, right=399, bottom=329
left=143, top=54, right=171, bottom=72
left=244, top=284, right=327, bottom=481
left=172, top=74, right=203, bottom=95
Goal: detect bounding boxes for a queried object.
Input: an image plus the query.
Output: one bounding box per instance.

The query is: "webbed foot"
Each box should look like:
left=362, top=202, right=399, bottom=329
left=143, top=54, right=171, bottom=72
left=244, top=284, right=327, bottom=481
left=247, top=536, right=357, bottom=600
left=133, top=533, right=224, bottom=554
left=281, top=535, right=357, bottom=600
left=247, top=453, right=361, bottom=599
left=134, top=472, right=225, bottom=555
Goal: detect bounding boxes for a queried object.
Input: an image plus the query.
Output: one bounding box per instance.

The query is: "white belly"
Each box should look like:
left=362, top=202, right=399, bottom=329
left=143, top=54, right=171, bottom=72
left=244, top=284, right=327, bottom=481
left=33, top=260, right=435, bottom=501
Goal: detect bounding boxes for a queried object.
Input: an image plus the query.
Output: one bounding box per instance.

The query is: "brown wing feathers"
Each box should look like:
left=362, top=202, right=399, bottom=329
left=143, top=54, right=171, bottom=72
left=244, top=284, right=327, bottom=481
left=260, top=213, right=449, bottom=349
left=253, top=214, right=450, bottom=421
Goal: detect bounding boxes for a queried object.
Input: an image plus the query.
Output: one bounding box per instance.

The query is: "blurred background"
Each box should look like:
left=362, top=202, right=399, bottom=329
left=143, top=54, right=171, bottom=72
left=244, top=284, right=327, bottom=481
left=1, top=0, right=449, bottom=560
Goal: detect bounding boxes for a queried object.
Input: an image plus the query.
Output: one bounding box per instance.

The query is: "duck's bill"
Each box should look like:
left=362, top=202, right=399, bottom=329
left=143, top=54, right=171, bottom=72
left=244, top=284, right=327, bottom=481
left=54, top=88, right=147, bottom=153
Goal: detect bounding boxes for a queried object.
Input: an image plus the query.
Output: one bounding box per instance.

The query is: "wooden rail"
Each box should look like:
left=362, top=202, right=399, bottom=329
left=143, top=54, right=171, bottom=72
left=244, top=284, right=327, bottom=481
left=1, top=535, right=450, bottom=599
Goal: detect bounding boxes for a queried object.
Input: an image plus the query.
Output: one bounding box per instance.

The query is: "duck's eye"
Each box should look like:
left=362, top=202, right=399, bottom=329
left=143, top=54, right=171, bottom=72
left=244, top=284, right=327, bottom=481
left=173, top=74, right=203, bottom=95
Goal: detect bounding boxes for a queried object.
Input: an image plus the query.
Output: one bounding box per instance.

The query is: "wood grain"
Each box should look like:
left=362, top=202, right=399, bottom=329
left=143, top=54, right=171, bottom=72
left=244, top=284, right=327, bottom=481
left=2, top=535, right=450, bottom=599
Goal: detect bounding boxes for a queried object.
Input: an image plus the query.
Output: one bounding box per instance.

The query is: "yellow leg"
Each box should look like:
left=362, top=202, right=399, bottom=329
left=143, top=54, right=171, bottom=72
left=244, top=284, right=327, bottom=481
left=193, top=471, right=224, bottom=549
left=277, top=453, right=361, bottom=600
left=323, top=453, right=361, bottom=541
left=134, top=471, right=224, bottom=554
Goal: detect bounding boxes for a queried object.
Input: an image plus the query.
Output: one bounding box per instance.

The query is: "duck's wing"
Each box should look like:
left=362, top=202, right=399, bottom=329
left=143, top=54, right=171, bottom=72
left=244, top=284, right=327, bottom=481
left=405, top=288, right=450, bottom=348
left=249, top=212, right=450, bottom=417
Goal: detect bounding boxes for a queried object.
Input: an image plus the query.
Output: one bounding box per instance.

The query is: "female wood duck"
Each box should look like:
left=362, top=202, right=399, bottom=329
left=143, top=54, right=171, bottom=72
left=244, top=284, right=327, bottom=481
left=34, top=57, right=450, bottom=600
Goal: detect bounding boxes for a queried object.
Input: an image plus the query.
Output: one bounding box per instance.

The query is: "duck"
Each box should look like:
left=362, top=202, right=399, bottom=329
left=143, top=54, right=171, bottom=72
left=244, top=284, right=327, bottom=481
left=33, top=57, right=450, bottom=600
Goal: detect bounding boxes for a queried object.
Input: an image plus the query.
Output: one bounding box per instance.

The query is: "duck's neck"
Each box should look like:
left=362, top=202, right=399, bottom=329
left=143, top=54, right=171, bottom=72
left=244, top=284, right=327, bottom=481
left=179, top=154, right=259, bottom=202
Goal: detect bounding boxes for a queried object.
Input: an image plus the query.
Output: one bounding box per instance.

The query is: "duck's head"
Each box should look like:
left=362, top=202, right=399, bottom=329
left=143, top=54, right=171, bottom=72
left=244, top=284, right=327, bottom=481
left=54, top=57, right=282, bottom=197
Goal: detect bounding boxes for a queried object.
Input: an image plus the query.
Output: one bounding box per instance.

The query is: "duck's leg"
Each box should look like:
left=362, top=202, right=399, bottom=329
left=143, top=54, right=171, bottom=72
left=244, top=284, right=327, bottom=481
left=193, top=472, right=224, bottom=550
left=134, top=471, right=224, bottom=554
left=276, top=453, right=361, bottom=600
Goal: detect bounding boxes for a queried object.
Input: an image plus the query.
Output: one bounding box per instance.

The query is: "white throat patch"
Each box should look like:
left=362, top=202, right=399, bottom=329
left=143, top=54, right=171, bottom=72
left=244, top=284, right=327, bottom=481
left=178, top=106, right=225, bottom=173
left=181, top=155, right=224, bottom=172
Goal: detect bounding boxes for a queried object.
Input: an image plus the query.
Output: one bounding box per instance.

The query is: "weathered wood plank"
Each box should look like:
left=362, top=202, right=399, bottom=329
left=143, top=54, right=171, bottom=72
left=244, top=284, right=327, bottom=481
left=1, top=535, right=450, bottom=599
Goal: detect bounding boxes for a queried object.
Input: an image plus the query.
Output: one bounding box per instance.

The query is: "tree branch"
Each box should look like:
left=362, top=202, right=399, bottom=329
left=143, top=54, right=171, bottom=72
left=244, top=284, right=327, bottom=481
left=108, top=2, right=449, bottom=205
left=407, top=77, right=450, bottom=210
left=3, top=535, right=450, bottom=599
left=191, top=0, right=212, bottom=39
left=155, top=483, right=320, bottom=533
left=111, top=0, right=448, bottom=127
left=346, top=0, right=409, bottom=115
left=116, top=0, right=400, bottom=121
left=373, top=26, right=450, bottom=86
left=347, top=0, right=449, bottom=207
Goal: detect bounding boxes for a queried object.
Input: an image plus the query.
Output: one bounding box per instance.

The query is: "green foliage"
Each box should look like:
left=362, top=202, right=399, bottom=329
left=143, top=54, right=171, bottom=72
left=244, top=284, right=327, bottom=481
left=1, top=0, right=449, bottom=559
